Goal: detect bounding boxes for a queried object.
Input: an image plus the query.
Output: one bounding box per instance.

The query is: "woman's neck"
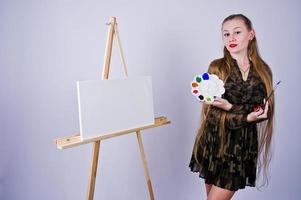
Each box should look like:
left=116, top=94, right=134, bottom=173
left=230, top=51, right=249, bottom=67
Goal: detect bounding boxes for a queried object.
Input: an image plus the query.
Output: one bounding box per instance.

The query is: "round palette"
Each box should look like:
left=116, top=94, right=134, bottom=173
left=191, top=72, right=225, bottom=104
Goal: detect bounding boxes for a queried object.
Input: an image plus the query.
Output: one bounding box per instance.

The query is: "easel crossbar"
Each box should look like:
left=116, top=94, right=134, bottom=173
left=55, top=116, right=170, bottom=150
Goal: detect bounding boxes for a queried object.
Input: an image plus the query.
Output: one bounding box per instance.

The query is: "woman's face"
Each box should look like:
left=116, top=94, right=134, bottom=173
left=222, top=19, right=254, bottom=54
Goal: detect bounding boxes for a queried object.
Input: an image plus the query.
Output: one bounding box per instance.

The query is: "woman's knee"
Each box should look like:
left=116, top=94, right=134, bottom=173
left=207, top=185, right=235, bottom=200
left=205, top=183, right=213, bottom=196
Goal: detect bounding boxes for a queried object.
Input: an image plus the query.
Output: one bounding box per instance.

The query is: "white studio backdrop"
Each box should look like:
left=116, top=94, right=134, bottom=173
left=1, top=0, right=300, bottom=199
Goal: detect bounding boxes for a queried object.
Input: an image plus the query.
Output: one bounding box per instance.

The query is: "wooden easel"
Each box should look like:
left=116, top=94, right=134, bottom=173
left=55, top=17, right=170, bottom=200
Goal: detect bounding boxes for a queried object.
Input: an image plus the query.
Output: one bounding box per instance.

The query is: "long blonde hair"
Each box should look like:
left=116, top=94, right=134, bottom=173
left=193, top=14, right=275, bottom=189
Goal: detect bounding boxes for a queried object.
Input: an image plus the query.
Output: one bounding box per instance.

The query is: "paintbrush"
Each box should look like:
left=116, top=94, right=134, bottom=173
left=253, top=81, right=281, bottom=111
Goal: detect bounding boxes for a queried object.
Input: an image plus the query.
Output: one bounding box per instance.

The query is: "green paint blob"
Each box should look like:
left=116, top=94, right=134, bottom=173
left=196, top=77, right=202, bottom=83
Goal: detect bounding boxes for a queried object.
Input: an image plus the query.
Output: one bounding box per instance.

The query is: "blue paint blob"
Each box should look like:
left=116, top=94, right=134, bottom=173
left=202, top=73, right=209, bottom=80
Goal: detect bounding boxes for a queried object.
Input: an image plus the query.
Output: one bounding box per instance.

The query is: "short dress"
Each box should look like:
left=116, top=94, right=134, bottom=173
left=189, top=59, right=267, bottom=191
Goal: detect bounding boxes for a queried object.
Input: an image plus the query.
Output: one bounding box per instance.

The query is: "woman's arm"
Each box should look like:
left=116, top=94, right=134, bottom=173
left=207, top=106, right=248, bottom=129
left=209, top=99, right=269, bottom=130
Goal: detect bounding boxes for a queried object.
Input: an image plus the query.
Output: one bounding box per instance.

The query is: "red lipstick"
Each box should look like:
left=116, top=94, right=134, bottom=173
left=229, top=44, right=237, bottom=48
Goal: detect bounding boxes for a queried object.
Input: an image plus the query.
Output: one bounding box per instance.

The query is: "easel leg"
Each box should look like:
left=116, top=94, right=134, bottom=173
left=136, top=131, right=155, bottom=200
left=87, top=140, right=101, bottom=200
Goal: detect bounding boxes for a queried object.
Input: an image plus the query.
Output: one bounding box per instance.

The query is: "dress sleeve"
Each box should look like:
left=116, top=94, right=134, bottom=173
left=224, top=83, right=268, bottom=129
left=228, top=104, right=253, bottom=114
left=228, top=82, right=267, bottom=114
left=224, top=111, right=249, bottom=129
left=208, top=107, right=249, bottom=130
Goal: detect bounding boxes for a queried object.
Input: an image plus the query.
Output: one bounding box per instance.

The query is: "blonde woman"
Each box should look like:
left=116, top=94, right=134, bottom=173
left=189, top=14, right=275, bottom=200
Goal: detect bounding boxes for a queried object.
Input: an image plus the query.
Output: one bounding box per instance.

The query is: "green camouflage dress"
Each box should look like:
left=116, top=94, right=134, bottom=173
left=189, top=59, right=267, bottom=191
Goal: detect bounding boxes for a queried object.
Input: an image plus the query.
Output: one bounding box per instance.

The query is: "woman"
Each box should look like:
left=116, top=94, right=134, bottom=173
left=189, top=14, right=275, bottom=200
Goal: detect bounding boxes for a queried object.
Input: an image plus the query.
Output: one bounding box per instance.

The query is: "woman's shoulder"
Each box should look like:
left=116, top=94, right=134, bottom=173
left=209, top=58, right=224, bottom=68
left=261, top=60, right=273, bottom=76
left=258, top=59, right=273, bottom=79
left=207, top=58, right=225, bottom=75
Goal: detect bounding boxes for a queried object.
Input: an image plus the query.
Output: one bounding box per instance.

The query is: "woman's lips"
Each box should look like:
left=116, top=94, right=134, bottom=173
left=229, top=44, right=237, bottom=48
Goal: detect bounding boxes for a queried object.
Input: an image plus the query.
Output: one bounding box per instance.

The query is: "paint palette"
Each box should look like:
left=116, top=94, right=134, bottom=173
left=191, top=73, right=225, bottom=104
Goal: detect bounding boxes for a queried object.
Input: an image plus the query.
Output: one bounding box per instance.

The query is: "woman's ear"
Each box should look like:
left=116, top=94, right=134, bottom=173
left=249, top=29, right=255, bottom=40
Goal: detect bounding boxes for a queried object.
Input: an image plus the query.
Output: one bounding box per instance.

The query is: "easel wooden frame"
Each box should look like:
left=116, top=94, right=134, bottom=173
left=55, top=17, right=170, bottom=200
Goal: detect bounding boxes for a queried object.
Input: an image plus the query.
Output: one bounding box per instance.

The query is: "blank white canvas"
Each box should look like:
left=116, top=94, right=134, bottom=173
left=77, top=76, right=155, bottom=139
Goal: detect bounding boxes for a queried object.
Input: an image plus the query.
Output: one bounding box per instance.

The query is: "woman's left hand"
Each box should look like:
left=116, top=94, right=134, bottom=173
left=211, top=97, right=233, bottom=111
left=247, top=99, right=269, bottom=122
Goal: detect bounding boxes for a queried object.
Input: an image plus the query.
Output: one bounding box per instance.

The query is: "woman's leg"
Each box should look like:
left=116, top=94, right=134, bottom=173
left=207, top=185, right=236, bottom=200
left=205, top=183, right=213, bottom=196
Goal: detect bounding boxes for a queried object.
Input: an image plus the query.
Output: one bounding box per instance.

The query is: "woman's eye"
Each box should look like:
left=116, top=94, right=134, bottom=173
left=235, top=31, right=241, bottom=34
left=224, top=33, right=230, bottom=37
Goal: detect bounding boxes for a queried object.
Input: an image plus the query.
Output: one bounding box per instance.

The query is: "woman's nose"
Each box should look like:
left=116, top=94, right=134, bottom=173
left=229, top=34, right=236, bottom=42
